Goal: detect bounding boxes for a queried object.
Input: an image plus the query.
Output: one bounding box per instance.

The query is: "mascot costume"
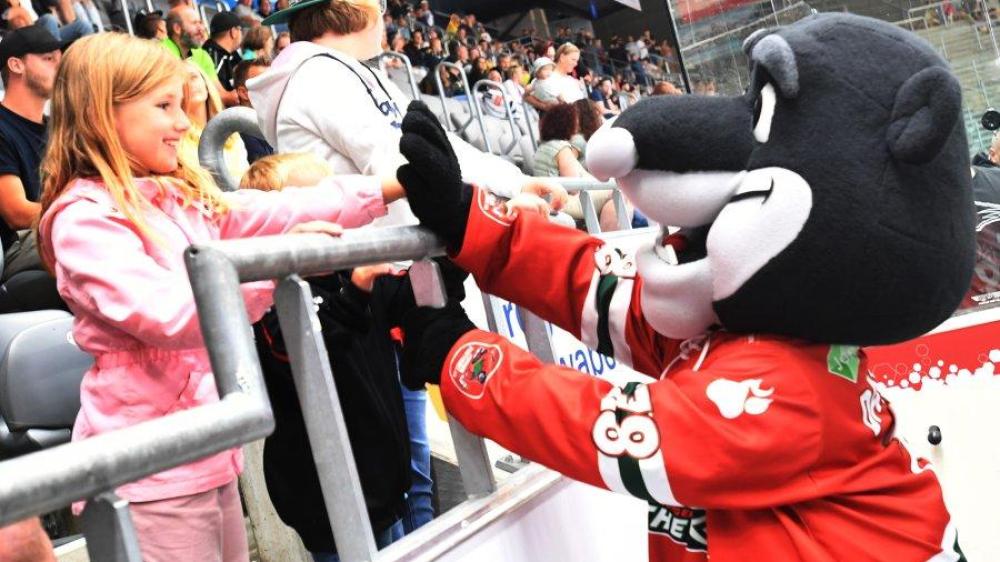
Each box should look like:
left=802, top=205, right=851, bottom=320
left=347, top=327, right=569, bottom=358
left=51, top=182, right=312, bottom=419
left=394, top=13, right=974, bottom=561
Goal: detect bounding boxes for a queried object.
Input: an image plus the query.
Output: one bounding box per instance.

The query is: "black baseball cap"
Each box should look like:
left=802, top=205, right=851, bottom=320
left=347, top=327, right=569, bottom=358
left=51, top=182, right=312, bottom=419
left=0, top=25, right=62, bottom=71
left=210, top=11, right=242, bottom=36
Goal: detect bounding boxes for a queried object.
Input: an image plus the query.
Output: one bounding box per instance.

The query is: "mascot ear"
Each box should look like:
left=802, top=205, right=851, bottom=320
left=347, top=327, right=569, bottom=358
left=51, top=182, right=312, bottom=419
left=886, top=66, right=961, bottom=163
left=747, top=34, right=799, bottom=98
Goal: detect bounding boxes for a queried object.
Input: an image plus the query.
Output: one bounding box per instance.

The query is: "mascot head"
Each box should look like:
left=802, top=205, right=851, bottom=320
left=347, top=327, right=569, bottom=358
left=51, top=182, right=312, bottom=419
left=587, top=13, right=975, bottom=345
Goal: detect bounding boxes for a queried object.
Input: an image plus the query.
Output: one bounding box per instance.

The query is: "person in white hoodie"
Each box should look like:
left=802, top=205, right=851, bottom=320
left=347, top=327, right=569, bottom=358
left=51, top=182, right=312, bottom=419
left=248, top=2, right=566, bottom=558
left=249, top=0, right=566, bottom=226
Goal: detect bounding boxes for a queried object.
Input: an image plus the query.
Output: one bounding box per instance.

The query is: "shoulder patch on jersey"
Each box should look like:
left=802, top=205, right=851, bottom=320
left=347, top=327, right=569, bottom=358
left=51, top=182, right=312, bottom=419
left=448, top=341, right=503, bottom=399
left=477, top=188, right=514, bottom=226
left=705, top=378, right=774, bottom=419
left=827, top=344, right=860, bottom=382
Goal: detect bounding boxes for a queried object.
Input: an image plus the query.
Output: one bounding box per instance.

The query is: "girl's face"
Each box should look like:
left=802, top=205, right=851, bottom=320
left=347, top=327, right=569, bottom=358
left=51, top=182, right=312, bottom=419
left=185, top=67, right=209, bottom=105
left=114, top=79, right=190, bottom=175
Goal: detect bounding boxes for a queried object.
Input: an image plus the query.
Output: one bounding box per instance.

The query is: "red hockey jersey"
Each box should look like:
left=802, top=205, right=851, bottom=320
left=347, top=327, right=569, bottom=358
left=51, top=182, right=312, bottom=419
left=438, top=186, right=963, bottom=561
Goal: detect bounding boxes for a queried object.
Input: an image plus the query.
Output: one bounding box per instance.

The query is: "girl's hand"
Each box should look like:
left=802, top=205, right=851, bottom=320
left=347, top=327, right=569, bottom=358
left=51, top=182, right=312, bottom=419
left=519, top=178, right=568, bottom=211
left=289, top=221, right=343, bottom=236
left=351, top=263, right=402, bottom=293
left=505, top=193, right=551, bottom=218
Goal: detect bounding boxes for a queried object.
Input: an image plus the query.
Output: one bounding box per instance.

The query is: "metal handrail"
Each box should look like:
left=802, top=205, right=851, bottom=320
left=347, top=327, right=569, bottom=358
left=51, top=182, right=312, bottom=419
left=435, top=61, right=492, bottom=151
left=378, top=50, right=421, bottom=100
left=553, top=178, right=631, bottom=233
left=120, top=0, right=134, bottom=35
left=472, top=79, right=521, bottom=156
left=198, top=106, right=264, bottom=192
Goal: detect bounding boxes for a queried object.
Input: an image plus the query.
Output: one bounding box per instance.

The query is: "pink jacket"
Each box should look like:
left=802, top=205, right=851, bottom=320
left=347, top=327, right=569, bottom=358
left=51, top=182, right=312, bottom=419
left=37, top=176, right=387, bottom=503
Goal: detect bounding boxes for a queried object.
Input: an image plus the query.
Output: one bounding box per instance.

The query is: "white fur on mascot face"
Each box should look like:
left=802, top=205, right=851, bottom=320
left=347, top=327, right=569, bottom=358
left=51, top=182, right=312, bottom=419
left=588, top=81, right=813, bottom=341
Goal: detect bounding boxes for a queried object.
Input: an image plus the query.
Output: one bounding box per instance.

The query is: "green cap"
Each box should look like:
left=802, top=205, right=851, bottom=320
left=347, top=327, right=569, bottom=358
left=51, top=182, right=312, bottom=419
left=262, top=0, right=385, bottom=26
left=262, top=0, right=325, bottom=25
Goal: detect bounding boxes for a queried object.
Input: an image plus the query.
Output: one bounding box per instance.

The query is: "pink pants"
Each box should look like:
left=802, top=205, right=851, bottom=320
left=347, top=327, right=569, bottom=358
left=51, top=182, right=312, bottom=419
left=129, top=481, right=249, bottom=562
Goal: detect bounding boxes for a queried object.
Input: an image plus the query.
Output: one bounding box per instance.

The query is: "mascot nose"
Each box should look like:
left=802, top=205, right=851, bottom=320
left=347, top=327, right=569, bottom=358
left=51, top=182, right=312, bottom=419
left=586, top=125, right=639, bottom=181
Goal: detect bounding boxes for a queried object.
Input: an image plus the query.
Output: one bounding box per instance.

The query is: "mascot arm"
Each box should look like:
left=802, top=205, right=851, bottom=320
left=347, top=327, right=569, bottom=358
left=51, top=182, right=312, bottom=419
left=440, top=329, right=824, bottom=510
left=454, top=185, right=674, bottom=376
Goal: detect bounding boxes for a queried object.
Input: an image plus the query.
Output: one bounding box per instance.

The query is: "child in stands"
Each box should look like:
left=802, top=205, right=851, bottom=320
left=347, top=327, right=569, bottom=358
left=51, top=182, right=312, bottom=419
left=35, top=33, right=402, bottom=562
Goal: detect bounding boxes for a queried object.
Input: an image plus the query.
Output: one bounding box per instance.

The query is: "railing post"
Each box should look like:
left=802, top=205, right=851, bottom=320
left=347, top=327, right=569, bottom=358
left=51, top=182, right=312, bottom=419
left=79, top=493, right=143, bottom=562
left=273, top=276, right=379, bottom=562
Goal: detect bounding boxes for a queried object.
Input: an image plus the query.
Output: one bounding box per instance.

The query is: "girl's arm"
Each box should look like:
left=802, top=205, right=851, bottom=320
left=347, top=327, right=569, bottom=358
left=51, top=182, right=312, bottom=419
left=218, top=175, right=391, bottom=239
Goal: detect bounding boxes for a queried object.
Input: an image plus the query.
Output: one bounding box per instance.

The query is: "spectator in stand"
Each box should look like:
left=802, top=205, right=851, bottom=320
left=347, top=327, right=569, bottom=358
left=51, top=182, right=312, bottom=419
left=163, top=6, right=238, bottom=106
left=234, top=57, right=274, bottom=163
left=233, top=0, right=262, bottom=24
left=523, top=55, right=554, bottom=113
left=652, top=80, right=682, bottom=96
left=468, top=55, right=490, bottom=85
left=133, top=8, right=167, bottom=40
left=571, top=97, right=601, bottom=158
left=479, top=68, right=510, bottom=119
left=533, top=102, right=622, bottom=230
left=38, top=33, right=405, bottom=562
left=258, top=0, right=273, bottom=20
left=526, top=43, right=585, bottom=111
left=533, top=103, right=587, bottom=178
left=242, top=25, right=274, bottom=60
left=2, top=0, right=92, bottom=41
left=444, top=12, right=460, bottom=41
left=394, top=16, right=410, bottom=41
left=275, top=31, right=291, bottom=54
left=251, top=1, right=566, bottom=547
left=202, top=12, right=243, bottom=92
left=181, top=62, right=248, bottom=180
left=455, top=26, right=469, bottom=48
left=414, top=0, right=432, bottom=27
left=403, top=30, right=424, bottom=65
left=387, top=0, right=408, bottom=19
left=421, top=35, right=445, bottom=69
left=502, top=64, right=526, bottom=110
left=0, top=26, right=65, bottom=311
left=591, top=76, right=620, bottom=118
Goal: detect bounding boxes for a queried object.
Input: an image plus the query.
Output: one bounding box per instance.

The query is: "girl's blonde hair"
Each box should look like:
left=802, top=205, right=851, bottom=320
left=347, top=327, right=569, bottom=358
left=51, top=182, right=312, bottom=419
left=39, top=33, right=229, bottom=266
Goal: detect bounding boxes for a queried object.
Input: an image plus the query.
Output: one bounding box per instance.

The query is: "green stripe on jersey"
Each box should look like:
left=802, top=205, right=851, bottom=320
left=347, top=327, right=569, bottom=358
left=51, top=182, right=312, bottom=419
left=595, top=274, right=618, bottom=357
left=618, top=455, right=657, bottom=504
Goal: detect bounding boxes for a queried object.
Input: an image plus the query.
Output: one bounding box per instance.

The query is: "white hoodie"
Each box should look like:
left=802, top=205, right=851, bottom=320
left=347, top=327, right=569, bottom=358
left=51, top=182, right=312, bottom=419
left=248, top=41, right=527, bottom=226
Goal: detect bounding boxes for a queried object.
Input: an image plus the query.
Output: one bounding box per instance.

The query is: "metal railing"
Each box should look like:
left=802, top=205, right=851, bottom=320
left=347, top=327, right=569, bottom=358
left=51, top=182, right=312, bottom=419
left=435, top=61, right=492, bottom=151
left=557, top=178, right=632, bottom=233
left=378, top=51, right=422, bottom=101
left=472, top=79, right=522, bottom=157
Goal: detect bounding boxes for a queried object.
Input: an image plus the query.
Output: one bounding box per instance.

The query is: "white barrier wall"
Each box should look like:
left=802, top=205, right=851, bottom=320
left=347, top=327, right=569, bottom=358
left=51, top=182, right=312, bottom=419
left=868, top=307, right=1000, bottom=561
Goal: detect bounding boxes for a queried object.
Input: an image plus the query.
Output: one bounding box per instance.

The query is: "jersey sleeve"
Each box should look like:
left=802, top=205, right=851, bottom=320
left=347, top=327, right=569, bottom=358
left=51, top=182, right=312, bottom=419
left=439, top=329, right=824, bottom=510
left=453, top=185, right=675, bottom=376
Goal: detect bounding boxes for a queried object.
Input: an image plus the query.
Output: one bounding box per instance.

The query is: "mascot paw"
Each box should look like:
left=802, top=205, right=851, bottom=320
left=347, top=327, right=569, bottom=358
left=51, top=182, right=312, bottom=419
left=398, top=100, right=472, bottom=250
left=400, top=299, right=476, bottom=390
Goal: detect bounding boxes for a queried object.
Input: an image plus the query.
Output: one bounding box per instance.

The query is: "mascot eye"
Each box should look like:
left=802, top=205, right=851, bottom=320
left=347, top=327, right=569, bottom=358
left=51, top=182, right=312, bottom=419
left=753, top=83, right=777, bottom=143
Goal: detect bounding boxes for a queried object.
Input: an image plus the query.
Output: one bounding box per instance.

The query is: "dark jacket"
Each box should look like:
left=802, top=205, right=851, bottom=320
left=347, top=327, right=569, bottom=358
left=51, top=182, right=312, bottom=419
left=254, top=271, right=413, bottom=553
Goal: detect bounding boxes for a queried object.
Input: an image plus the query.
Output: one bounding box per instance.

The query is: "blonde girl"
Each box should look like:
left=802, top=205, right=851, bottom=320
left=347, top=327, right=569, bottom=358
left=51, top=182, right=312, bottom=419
left=181, top=61, right=249, bottom=182
left=37, top=33, right=402, bottom=562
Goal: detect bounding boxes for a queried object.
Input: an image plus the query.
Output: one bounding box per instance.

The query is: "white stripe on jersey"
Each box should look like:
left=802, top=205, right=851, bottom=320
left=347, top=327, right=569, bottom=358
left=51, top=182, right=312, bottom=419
left=581, top=269, right=600, bottom=350
left=597, top=451, right=631, bottom=497
left=926, top=519, right=961, bottom=562
left=609, top=277, right=634, bottom=367
left=639, top=450, right=681, bottom=507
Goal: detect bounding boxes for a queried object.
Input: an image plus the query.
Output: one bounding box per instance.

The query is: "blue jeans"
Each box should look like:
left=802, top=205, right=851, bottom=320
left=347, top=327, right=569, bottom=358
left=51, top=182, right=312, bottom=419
left=398, top=385, right=434, bottom=534
left=310, top=520, right=403, bottom=562
left=37, top=13, right=93, bottom=42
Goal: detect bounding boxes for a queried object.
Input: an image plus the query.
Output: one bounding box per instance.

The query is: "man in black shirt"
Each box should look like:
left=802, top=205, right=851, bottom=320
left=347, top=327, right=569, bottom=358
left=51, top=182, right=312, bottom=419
left=0, top=26, right=59, bottom=278
left=202, top=11, right=243, bottom=93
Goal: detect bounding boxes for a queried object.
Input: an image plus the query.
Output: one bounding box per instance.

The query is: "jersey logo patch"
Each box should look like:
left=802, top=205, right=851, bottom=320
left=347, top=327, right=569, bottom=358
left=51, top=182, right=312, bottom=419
left=827, top=344, right=860, bottom=382
left=477, top=188, right=514, bottom=226
left=705, top=378, right=774, bottom=419
left=648, top=504, right=708, bottom=552
left=448, top=341, right=503, bottom=399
